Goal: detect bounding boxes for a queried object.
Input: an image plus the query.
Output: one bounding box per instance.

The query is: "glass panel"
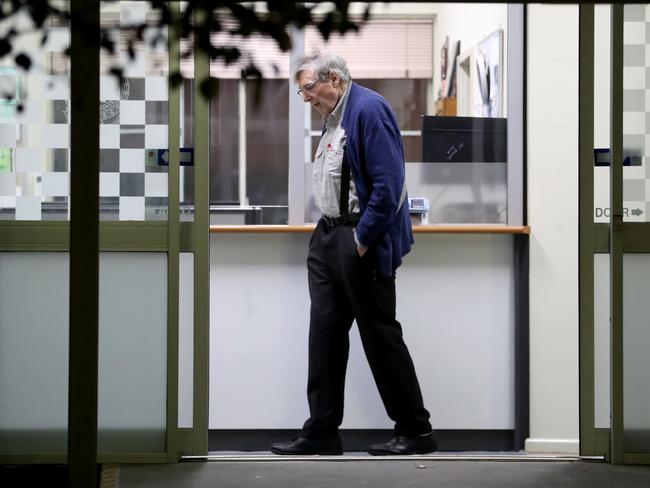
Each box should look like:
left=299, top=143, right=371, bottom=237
left=621, top=5, right=650, bottom=222
left=594, top=4, right=611, bottom=223
left=597, top=4, right=650, bottom=223
left=0, top=253, right=69, bottom=452
left=100, top=1, right=169, bottom=221
left=302, top=4, right=509, bottom=225
left=623, top=253, right=650, bottom=452
left=0, top=7, right=70, bottom=221
left=178, top=252, right=193, bottom=428
left=245, top=79, right=289, bottom=224
left=178, top=21, right=195, bottom=222
left=98, top=252, right=167, bottom=453
left=594, top=254, right=611, bottom=429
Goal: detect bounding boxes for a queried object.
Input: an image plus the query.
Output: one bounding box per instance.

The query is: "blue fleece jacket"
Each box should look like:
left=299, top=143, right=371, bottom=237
left=341, top=82, right=414, bottom=277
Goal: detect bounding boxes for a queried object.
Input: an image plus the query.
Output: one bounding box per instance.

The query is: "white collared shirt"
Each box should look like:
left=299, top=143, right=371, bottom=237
left=312, top=83, right=360, bottom=218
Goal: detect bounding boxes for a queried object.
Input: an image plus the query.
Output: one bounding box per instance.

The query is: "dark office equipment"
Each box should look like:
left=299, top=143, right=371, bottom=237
left=422, top=116, right=507, bottom=163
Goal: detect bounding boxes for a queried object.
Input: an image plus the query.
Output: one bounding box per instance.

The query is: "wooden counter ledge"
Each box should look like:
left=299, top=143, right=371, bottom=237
left=210, top=224, right=530, bottom=235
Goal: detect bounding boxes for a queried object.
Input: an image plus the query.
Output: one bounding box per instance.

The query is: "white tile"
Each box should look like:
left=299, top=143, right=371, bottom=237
left=121, top=1, right=147, bottom=25
left=43, top=76, right=69, bottom=100
left=120, top=51, right=147, bottom=77
left=145, top=77, right=168, bottom=101
left=0, top=124, right=17, bottom=147
left=0, top=195, right=16, bottom=209
left=0, top=172, right=16, bottom=196
left=42, top=124, right=69, bottom=148
left=624, top=67, right=645, bottom=90
left=16, top=100, right=45, bottom=124
left=624, top=111, right=646, bottom=135
left=624, top=21, right=646, bottom=45
left=44, top=27, right=70, bottom=53
left=145, top=173, right=168, bottom=197
left=15, top=195, right=41, bottom=220
left=17, top=124, right=42, bottom=148
left=119, top=148, right=145, bottom=173
left=145, top=125, right=167, bottom=148
left=119, top=196, right=145, bottom=221
left=100, top=75, right=122, bottom=100
left=100, top=172, right=120, bottom=197
left=119, top=100, right=145, bottom=124
left=14, top=148, right=43, bottom=172
left=646, top=179, right=650, bottom=199
left=100, top=125, right=120, bottom=148
left=41, top=172, right=69, bottom=197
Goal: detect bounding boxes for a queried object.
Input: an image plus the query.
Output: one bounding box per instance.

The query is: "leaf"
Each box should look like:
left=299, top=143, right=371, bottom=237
left=200, top=78, right=220, bottom=99
left=169, top=71, right=184, bottom=89
left=0, top=38, right=11, bottom=58
left=14, top=53, right=32, bottom=71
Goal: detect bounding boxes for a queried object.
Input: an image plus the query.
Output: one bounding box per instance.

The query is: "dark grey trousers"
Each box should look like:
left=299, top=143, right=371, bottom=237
left=301, top=219, right=432, bottom=439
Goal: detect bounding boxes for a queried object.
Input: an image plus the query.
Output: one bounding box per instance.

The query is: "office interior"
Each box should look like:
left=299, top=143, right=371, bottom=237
left=0, top=1, right=648, bottom=472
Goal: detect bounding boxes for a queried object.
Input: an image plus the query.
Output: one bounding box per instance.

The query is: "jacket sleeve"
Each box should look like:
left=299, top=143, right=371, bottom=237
left=354, top=107, right=405, bottom=247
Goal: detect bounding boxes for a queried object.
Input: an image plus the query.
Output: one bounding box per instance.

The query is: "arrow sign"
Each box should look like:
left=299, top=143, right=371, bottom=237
left=631, top=208, right=644, bottom=217
left=156, top=148, right=194, bottom=166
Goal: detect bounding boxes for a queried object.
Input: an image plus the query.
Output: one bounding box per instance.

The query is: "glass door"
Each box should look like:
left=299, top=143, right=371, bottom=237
left=580, top=3, right=650, bottom=464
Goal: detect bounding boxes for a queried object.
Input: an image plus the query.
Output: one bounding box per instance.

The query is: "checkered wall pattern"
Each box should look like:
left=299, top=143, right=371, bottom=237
left=622, top=5, right=650, bottom=221
left=0, top=2, right=170, bottom=221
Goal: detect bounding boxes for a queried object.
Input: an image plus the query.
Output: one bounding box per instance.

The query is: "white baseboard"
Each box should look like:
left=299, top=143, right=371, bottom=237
left=525, top=438, right=579, bottom=454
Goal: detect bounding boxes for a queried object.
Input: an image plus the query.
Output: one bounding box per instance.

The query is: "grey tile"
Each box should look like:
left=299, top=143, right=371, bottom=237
left=623, top=179, right=645, bottom=200
left=120, top=125, right=145, bottom=148
left=53, top=148, right=68, bottom=172
left=124, top=78, right=145, bottom=100
left=145, top=101, right=168, bottom=124
left=624, top=89, right=645, bottom=111
left=145, top=197, right=169, bottom=221
left=100, top=100, right=120, bottom=124
left=120, top=173, right=144, bottom=196
left=624, top=45, right=645, bottom=67
left=100, top=148, right=119, bottom=172
left=51, top=100, right=69, bottom=124
left=100, top=196, right=119, bottom=220
left=625, top=5, right=646, bottom=22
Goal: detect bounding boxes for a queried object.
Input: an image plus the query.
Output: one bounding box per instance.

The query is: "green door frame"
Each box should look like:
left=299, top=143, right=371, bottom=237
left=579, top=3, right=650, bottom=465
left=0, top=1, right=202, bottom=466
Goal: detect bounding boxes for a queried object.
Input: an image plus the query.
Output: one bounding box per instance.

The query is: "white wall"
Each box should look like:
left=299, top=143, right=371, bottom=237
left=526, top=4, right=580, bottom=454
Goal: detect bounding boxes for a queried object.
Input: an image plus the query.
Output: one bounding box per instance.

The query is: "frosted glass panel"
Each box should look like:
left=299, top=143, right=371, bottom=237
left=178, top=252, right=193, bottom=428
left=98, top=252, right=167, bottom=452
left=623, top=253, right=650, bottom=452
left=0, top=253, right=69, bottom=452
left=594, top=254, right=610, bottom=429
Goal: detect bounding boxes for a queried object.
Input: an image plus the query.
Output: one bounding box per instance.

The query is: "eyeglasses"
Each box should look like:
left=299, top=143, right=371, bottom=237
left=296, top=78, right=323, bottom=97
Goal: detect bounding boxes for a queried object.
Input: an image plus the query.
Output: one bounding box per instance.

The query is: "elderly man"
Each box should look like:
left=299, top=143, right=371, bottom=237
left=270, top=52, right=437, bottom=456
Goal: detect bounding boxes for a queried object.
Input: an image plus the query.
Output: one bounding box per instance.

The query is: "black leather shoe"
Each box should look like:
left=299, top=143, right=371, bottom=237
left=270, top=436, right=343, bottom=455
left=367, top=431, right=438, bottom=455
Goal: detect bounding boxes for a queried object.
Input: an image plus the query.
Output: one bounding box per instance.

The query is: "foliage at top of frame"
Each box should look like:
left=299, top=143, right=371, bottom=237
left=0, top=1, right=372, bottom=101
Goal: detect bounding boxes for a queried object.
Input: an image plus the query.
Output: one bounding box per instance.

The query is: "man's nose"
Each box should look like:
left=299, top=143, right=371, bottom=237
left=302, top=92, right=312, bottom=102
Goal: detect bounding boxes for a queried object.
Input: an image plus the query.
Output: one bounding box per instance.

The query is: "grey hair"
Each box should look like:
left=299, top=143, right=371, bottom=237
left=292, top=51, right=351, bottom=84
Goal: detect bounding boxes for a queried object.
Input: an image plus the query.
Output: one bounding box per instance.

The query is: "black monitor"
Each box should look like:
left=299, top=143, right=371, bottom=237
left=422, top=116, right=507, bottom=163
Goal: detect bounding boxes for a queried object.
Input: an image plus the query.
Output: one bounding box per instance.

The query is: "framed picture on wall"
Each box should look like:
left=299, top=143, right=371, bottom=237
left=476, top=29, right=503, bottom=118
